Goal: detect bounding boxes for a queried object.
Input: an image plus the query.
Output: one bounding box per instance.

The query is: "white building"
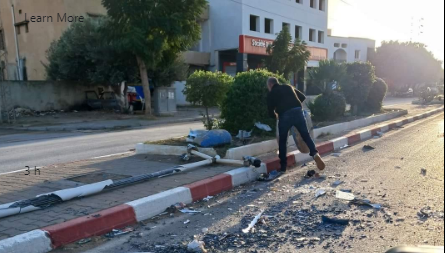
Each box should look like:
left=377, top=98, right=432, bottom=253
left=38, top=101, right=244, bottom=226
left=183, top=0, right=375, bottom=93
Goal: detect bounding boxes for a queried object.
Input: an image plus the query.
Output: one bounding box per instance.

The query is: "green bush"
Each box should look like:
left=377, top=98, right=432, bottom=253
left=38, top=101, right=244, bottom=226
left=365, top=78, right=388, bottom=112
left=308, top=92, right=346, bottom=121
left=341, top=62, right=376, bottom=115
left=221, top=69, right=288, bottom=133
left=184, top=71, right=233, bottom=130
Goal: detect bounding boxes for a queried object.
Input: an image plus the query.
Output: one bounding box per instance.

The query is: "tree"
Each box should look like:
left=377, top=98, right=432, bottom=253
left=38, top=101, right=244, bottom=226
left=341, top=62, right=376, bottom=115
left=365, top=78, right=388, bottom=112
left=148, top=57, right=189, bottom=88
left=370, top=41, right=443, bottom=92
left=308, top=60, right=347, bottom=94
left=265, top=26, right=311, bottom=79
left=183, top=71, right=233, bottom=130
left=102, top=0, right=207, bottom=116
left=45, top=18, right=139, bottom=85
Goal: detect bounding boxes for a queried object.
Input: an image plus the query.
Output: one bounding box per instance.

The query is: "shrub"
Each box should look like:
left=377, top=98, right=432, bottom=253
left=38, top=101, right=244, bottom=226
left=221, top=69, right=288, bottom=133
left=184, top=71, right=233, bottom=130
left=308, top=92, right=346, bottom=121
left=307, top=60, right=347, bottom=93
left=365, top=78, right=388, bottom=112
left=341, top=62, right=376, bottom=115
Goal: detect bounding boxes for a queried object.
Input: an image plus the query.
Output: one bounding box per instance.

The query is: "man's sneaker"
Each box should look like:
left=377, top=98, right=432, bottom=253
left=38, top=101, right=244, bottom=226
left=314, top=154, right=326, bottom=171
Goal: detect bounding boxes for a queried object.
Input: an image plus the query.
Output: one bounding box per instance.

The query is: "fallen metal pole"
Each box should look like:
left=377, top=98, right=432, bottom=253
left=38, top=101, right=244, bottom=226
left=0, top=147, right=262, bottom=219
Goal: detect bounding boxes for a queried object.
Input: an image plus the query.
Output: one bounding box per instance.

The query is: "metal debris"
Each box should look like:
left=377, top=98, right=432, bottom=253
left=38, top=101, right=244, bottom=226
left=242, top=210, right=264, bottom=234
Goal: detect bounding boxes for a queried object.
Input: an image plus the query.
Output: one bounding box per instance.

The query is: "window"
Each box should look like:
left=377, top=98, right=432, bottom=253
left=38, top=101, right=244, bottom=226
left=265, top=18, right=273, bottom=34
left=342, top=43, right=348, bottom=48
left=319, top=0, right=326, bottom=11
left=334, top=43, right=340, bottom=48
left=296, top=0, right=302, bottom=4
left=310, top=0, right=317, bottom=9
left=250, top=15, right=260, bottom=32
left=295, top=25, right=303, bottom=40
left=0, top=30, right=5, bottom=50
left=355, top=50, right=361, bottom=60
left=309, top=29, right=316, bottom=42
left=282, top=22, right=290, bottom=32
left=318, top=31, right=325, bottom=44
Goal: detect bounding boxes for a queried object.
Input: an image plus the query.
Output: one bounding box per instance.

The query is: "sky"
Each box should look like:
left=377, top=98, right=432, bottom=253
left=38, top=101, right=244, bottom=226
left=329, top=0, right=445, bottom=63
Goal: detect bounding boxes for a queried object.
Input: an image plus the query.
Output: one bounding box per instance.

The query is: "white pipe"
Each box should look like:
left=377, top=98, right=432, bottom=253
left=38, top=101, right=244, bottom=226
left=0, top=180, right=114, bottom=219
left=11, top=5, right=22, bottom=80
left=216, top=158, right=245, bottom=166
left=36, top=180, right=113, bottom=201
left=178, top=159, right=213, bottom=171
left=190, top=150, right=213, bottom=160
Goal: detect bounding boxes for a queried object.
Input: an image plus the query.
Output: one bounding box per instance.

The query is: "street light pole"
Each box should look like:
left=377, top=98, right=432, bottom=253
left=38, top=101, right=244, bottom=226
left=11, top=4, right=22, bottom=80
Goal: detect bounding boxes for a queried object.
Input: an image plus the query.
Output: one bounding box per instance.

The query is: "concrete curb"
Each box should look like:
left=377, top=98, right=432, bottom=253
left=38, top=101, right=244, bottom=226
left=0, top=107, right=442, bottom=253
left=135, top=144, right=217, bottom=157
left=0, top=114, right=217, bottom=132
left=225, top=109, right=408, bottom=160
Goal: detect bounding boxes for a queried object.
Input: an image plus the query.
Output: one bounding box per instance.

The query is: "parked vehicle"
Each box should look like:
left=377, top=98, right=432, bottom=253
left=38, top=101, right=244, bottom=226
left=85, top=90, right=119, bottom=111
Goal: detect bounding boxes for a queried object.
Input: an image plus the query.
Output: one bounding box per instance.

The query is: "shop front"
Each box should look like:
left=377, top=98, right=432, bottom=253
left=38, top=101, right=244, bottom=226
left=220, top=35, right=328, bottom=90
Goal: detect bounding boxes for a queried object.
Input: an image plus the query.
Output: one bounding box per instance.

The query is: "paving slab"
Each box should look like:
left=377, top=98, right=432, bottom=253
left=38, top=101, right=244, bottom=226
left=0, top=153, right=236, bottom=240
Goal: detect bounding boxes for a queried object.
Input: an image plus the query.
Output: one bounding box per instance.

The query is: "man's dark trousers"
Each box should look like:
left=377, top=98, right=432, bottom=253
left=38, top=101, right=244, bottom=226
left=278, top=107, right=318, bottom=170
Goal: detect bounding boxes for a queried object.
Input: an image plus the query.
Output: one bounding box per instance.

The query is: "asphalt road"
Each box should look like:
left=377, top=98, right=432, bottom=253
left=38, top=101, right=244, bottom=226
left=0, top=98, right=415, bottom=175
left=74, top=112, right=444, bottom=253
left=0, top=122, right=202, bottom=174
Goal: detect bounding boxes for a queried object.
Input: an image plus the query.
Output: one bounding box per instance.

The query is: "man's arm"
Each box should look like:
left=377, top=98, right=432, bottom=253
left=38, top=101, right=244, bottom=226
left=294, top=88, right=306, bottom=103
left=267, top=92, right=277, bottom=119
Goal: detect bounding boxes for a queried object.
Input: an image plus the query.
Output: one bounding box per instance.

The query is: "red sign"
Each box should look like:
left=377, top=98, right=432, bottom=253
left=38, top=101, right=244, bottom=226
left=239, top=35, right=328, bottom=61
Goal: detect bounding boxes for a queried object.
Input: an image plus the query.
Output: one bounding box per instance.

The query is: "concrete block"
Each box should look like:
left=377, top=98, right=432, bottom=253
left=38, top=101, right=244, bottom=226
left=331, top=137, right=348, bottom=150
left=0, top=230, right=52, bottom=253
left=127, top=187, right=192, bottom=222
left=225, top=167, right=259, bottom=187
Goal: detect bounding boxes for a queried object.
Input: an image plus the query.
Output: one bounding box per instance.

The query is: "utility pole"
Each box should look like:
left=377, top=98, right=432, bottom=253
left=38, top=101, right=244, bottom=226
left=11, top=4, right=21, bottom=80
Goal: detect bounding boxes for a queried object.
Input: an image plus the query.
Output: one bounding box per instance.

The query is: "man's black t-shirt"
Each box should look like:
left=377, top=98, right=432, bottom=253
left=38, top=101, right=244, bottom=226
left=267, top=84, right=307, bottom=118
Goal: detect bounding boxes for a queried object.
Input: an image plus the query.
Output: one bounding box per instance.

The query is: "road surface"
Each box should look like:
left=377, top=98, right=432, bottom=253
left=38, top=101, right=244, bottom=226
left=0, top=122, right=202, bottom=174
left=0, top=98, right=415, bottom=175
left=75, top=112, right=444, bottom=253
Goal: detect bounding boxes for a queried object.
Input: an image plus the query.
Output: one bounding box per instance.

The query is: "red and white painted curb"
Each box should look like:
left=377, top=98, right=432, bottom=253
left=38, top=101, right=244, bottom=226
left=0, top=107, right=443, bottom=253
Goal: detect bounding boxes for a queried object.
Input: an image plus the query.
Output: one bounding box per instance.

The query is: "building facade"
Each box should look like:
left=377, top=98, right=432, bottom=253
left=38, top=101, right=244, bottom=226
left=0, top=0, right=106, bottom=81
left=0, top=0, right=375, bottom=84
left=186, top=0, right=375, bottom=91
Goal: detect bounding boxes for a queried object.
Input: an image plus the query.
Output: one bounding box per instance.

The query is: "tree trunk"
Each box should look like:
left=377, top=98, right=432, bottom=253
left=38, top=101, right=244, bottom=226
left=136, top=56, right=152, bottom=116
left=205, top=106, right=211, bottom=130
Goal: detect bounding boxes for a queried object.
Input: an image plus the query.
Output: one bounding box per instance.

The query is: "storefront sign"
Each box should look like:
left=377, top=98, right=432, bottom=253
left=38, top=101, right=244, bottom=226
left=239, top=35, right=328, bottom=61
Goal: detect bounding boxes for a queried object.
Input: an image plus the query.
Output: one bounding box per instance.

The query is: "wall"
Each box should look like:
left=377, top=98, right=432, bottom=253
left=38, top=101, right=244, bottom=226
left=0, top=81, right=111, bottom=111
left=172, top=81, right=190, bottom=106
left=241, top=0, right=328, bottom=46
left=207, top=0, right=243, bottom=71
left=326, top=36, right=376, bottom=63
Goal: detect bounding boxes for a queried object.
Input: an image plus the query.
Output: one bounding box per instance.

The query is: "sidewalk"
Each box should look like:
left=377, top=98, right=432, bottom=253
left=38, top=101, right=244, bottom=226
left=0, top=103, right=441, bottom=243
left=0, top=107, right=220, bottom=132
left=0, top=153, right=236, bottom=241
